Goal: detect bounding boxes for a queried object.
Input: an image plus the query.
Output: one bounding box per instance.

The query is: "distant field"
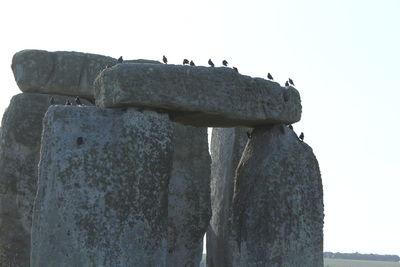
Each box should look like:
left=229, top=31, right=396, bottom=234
left=324, top=258, right=400, bottom=267
left=200, top=256, right=400, bottom=266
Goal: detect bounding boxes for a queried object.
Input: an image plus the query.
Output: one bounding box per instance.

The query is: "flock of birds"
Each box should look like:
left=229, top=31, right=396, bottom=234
left=49, top=96, right=82, bottom=106
left=50, top=55, right=305, bottom=142
left=114, top=55, right=296, bottom=88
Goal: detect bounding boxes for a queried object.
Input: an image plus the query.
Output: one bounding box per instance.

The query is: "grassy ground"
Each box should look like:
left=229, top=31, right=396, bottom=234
left=324, top=258, right=400, bottom=267
left=200, top=256, right=400, bottom=266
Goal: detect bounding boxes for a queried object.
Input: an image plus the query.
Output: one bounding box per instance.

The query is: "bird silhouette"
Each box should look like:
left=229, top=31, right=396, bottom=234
left=222, top=60, right=228, bottom=66
left=183, top=59, right=189, bottom=65
left=246, top=131, right=252, bottom=139
left=299, top=132, right=304, bottom=142
left=117, top=56, right=123, bottom=64
left=190, top=60, right=195, bottom=66
left=208, top=59, right=214, bottom=67
left=65, top=99, right=72, bottom=106
left=288, top=78, right=295, bottom=86
left=163, top=55, right=168, bottom=64
left=75, top=96, right=82, bottom=105
left=267, top=73, right=274, bottom=80
left=285, top=81, right=289, bottom=87
left=233, top=67, right=239, bottom=73
left=50, top=97, right=55, bottom=105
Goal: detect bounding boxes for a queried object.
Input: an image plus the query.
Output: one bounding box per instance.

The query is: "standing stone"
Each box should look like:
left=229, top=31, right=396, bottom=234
left=0, top=93, right=91, bottom=267
left=232, top=125, right=324, bottom=267
left=31, top=106, right=173, bottom=267
left=167, top=124, right=211, bottom=267
left=206, top=128, right=248, bottom=267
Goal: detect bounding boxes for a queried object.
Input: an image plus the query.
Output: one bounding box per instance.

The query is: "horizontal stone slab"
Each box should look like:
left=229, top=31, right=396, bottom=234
left=11, top=49, right=160, bottom=100
left=94, top=64, right=302, bottom=127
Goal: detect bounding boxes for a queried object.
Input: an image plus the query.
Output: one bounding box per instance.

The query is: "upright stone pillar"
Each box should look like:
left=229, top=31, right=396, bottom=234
left=31, top=106, right=173, bottom=267
left=232, top=125, right=324, bottom=267
left=206, top=128, right=248, bottom=267
left=0, top=93, right=90, bottom=267
left=167, top=124, right=211, bottom=267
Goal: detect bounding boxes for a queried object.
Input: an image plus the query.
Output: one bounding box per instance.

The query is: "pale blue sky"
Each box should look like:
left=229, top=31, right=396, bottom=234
left=0, top=0, right=399, bottom=256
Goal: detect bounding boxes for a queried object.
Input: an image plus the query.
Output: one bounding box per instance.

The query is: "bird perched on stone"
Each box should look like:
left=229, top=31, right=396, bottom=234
left=50, top=97, right=55, bottom=105
left=190, top=60, right=195, bottom=66
left=267, top=73, right=274, bottom=80
left=288, top=124, right=293, bottom=130
left=233, top=67, right=238, bottom=73
left=222, top=60, right=228, bottom=66
left=65, top=99, right=72, bottom=106
left=117, top=56, right=123, bottom=64
left=208, top=59, right=214, bottom=67
left=285, top=81, right=290, bottom=87
left=75, top=96, right=82, bottom=105
left=299, top=132, right=304, bottom=142
left=163, top=55, right=168, bottom=64
left=183, top=59, right=189, bottom=65
left=288, top=78, right=295, bottom=86
left=246, top=131, right=252, bottom=139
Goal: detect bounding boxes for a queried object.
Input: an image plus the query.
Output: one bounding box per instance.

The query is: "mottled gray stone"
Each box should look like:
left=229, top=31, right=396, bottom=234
left=232, top=125, right=324, bottom=267
left=0, top=93, right=91, bottom=267
left=11, top=49, right=161, bottom=100
left=207, top=128, right=249, bottom=267
left=31, top=106, right=173, bottom=267
left=167, top=124, right=211, bottom=267
left=94, top=64, right=302, bottom=127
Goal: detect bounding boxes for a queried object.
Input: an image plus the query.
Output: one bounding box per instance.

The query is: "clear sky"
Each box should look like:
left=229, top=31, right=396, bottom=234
left=0, top=0, right=399, bottom=256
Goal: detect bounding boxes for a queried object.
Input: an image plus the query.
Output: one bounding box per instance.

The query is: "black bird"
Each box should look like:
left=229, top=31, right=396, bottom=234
left=50, top=97, right=55, bottom=105
left=288, top=78, right=295, bottom=86
left=267, top=73, right=274, bottom=80
left=222, top=60, right=228, bottom=66
left=233, top=67, right=238, bottom=73
left=190, top=60, right=195, bottom=66
left=183, top=59, right=189, bottom=65
left=288, top=124, right=293, bottom=130
left=117, top=56, right=123, bottom=64
left=65, top=99, right=72, bottom=106
left=163, top=55, right=168, bottom=64
left=285, top=81, right=289, bottom=87
left=208, top=59, right=214, bottom=67
left=75, top=96, right=82, bottom=105
left=299, top=132, right=304, bottom=142
left=246, top=131, right=252, bottom=139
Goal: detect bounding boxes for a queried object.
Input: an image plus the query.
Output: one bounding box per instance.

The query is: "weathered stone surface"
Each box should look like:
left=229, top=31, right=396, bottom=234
left=207, top=128, right=249, bottom=267
left=231, top=125, right=324, bottom=267
left=94, top=64, right=302, bottom=127
left=11, top=49, right=161, bottom=100
left=167, top=124, right=211, bottom=267
left=0, top=93, right=91, bottom=267
left=31, top=106, right=173, bottom=267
